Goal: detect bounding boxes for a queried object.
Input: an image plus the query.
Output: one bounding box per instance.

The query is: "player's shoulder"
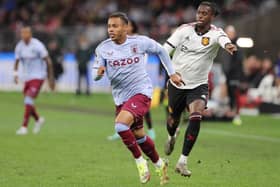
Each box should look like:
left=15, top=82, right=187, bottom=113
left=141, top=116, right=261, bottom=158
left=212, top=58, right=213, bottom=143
left=31, top=38, right=45, bottom=47
left=95, top=38, right=114, bottom=55
left=128, top=34, right=150, bottom=42
left=210, top=24, right=225, bottom=33
left=15, top=40, right=23, bottom=49
left=96, top=38, right=112, bottom=49
left=177, top=22, right=196, bottom=31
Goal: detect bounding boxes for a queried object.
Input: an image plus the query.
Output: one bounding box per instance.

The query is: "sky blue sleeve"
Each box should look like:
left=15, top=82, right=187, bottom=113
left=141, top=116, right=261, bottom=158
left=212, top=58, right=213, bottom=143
left=93, top=45, right=106, bottom=68
left=142, top=36, right=175, bottom=76
left=92, top=45, right=106, bottom=81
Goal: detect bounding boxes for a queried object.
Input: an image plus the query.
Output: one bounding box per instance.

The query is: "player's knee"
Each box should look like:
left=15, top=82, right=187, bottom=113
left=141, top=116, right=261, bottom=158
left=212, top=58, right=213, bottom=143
left=189, top=112, right=202, bottom=121
left=167, top=115, right=180, bottom=126
left=133, top=128, right=145, bottom=139
left=115, top=123, right=129, bottom=132
left=136, top=136, right=147, bottom=144
left=115, top=110, right=134, bottom=125
left=24, top=96, right=34, bottom=105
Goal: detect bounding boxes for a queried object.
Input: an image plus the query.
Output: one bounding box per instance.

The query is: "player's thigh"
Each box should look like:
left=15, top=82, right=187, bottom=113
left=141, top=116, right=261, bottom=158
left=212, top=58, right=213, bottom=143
left=115, top=110, right=134, bottom=126
left=116, top=94, right=151, bottom=126
left=168, top=82, right=187, bottom=118
left=24, top=79, right=44, bottom=98
left=187, top=84, right=208, bottom=113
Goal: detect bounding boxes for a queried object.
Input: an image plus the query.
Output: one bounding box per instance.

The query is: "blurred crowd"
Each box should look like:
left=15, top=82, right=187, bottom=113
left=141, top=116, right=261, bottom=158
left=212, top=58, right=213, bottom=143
left=0, top=0, right=279, bottom=51
left=206, top=25, right=280, bottom=121
left=0, top=0, right=280, bottom=116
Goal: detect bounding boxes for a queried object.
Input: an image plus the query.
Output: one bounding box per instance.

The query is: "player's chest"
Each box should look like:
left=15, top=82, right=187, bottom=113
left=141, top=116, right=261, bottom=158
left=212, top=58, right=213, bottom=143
left=103, top=45, right=143, bottom=68
left=179, top=33, right=216, bottom=52
left=19, top=46, right=40, bottom=59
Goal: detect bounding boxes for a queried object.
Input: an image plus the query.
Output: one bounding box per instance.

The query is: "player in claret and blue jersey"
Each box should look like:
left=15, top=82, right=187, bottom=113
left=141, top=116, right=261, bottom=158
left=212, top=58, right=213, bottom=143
left=93, top=12, right=183, bottom=185
left=14, top=26, right=55, bottom=135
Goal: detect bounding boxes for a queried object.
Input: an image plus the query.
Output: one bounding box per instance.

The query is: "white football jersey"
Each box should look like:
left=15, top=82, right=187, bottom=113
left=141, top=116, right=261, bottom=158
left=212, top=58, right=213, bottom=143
left=15, top=38, right=48, bottom=81
left=164, top=23, right=231, bottom=89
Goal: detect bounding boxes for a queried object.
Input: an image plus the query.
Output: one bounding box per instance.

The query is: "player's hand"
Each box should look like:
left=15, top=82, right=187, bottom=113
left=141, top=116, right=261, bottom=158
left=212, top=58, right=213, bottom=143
left=225, top=43, right=237, bottom=55
left=48, top=79, right=55, bottom=91
left=95, top=66, right=106, bottom=81
left=14, top=75, right=19, bottom=84
left=170, top=73, right=185, bottom=87
left=97, top=66, right=106, bottom=76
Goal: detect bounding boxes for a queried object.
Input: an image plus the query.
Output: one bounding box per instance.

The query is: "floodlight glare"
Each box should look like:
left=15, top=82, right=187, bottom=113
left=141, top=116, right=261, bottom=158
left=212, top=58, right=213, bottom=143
left=236, top=37, right=254, bottom=48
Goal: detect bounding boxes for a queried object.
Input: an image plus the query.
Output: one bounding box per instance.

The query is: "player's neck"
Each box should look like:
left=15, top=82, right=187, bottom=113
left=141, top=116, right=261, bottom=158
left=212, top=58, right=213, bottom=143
left=23, top=38, right=31, bottom=44
left=115, top=35, right=127, bottom=45
left=195, top=24, right=211, bottom=36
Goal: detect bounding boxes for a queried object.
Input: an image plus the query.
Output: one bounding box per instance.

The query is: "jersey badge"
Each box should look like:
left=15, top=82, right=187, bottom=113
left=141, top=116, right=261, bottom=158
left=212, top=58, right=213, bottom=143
left=130, top=44, right=138, bottom=54
left=201, top=37, right=210, bottom=46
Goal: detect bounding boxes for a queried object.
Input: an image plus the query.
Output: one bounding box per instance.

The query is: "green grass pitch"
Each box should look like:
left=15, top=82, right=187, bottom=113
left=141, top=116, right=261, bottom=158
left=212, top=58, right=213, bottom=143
left=0, top=92, right=280, bottom=187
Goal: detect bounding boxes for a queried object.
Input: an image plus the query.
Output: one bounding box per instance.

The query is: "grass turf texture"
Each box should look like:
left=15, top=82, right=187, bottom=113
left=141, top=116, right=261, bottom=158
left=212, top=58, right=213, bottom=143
left=0, top=92, right=279, bottom=187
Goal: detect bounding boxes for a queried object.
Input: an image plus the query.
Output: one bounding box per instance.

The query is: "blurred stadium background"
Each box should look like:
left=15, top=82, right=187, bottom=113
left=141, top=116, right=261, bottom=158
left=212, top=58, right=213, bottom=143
left=1, top=0, right=280, bottom=187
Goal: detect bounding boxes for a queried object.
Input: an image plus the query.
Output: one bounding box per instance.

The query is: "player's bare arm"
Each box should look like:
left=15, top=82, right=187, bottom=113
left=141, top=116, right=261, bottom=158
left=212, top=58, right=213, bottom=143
left=44, top=56, right=55, bottom=90
left=13, top=59, right=20, bottom=84
left=225, top=43, right=237, bottom=55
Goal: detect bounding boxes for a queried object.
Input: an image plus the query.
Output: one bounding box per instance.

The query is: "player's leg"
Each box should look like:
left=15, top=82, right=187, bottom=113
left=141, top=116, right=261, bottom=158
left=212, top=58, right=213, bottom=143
left=144, top=111, right=156, bottom=140
left=134, top=125, right=169, bottom=185
left=16, top=80, right=43, bottom=135
left=232, top=87, right=242, bottom=125
left=85, top=70, right=90, bottom=95
left=115, top=108, right=149, bottom=183
left=107, top=131, right=120, bottom=140
left=176, top=84, right=208, bottom=177
left=164, top=83, right=187, bottom=155
left=76, top=71, right=82, bottom=95
left=16, top=93, right=33, bottom=135
left=27, top=80, right=45, bottom=134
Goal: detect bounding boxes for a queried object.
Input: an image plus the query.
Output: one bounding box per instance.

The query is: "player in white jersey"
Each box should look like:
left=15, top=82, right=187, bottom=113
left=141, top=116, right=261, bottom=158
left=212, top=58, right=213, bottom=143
left=14, top=26, right=55, bottom=135
left=163, top=1, right=237, bottom=177
left=93, top=12, right=182, bottom=184
left=107, top=19, right=156, bottom=141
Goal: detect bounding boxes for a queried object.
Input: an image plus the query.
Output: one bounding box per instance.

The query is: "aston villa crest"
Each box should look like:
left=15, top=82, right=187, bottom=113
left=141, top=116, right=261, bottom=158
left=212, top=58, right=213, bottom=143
left=201, top=37, right=210, bottom=46
left=131, top=44, right=138, bottom=54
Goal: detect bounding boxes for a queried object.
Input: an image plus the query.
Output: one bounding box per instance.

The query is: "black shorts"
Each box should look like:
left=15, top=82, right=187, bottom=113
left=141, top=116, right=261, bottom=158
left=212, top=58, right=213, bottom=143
left=168, top=82, right=208, bottom=118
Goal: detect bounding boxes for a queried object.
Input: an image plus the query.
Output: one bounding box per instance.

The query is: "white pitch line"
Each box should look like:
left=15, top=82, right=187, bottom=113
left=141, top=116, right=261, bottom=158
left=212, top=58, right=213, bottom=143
left=203, top=129, right=280, bottom=143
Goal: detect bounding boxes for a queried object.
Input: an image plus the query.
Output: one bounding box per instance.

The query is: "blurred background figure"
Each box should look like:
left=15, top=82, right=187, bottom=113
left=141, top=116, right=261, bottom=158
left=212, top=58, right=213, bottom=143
left=220, top=25, right=244, bottom=125
left=48, top=39, right=64, bottom=83
left=203, top=66, right=235, bottom=122
left=75, top=35, right=92, bottom=96
left=257, top=57, right=280, bottom=113
left=275, top=50, right=280, bottom=86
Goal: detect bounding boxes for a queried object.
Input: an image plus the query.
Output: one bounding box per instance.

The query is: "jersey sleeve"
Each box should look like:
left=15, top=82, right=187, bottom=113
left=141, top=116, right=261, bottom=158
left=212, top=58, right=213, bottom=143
left=38, top=42, right=48, bottom=58
left=93, top=45, right=106, bottom=68
left=140, top=36, right=175, bottom=76
left=217, top=29, right=231, bottom=48
left=15, top=44, right=20, bottom=60
left=165, top=25, right=186, bottom=51
left=92, top=44, right=106, bottom=81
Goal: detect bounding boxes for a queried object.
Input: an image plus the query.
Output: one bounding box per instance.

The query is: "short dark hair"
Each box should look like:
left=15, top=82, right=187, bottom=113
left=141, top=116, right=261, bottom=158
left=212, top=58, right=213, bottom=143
left=129, top=19, right=138, bottom=34
left=199, top=1, right=219, bottom=16
left=21, top=25, right=32, bottom=32
left=109, top=12, right=129, bottom=24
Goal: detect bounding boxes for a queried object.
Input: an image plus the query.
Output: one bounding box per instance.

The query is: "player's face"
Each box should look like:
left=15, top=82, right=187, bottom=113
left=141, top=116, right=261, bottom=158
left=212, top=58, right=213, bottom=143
left=20, top=27, right=32, bottom=43
left=196, top=5, right=214, bottom=27
left=108, top=17, right=127, bottom=43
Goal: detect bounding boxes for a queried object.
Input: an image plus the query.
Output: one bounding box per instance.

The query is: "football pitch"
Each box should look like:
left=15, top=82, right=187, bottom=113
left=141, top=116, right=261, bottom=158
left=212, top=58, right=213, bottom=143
left=0, top=92, right=280, bottom=187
